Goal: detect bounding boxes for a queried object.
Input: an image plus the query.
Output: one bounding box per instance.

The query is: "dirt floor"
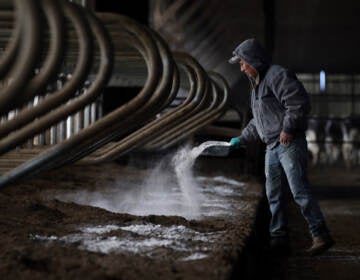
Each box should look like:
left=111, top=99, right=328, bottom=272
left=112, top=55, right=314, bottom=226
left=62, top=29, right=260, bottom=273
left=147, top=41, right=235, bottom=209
left=0, top=158, right=263, bottom=280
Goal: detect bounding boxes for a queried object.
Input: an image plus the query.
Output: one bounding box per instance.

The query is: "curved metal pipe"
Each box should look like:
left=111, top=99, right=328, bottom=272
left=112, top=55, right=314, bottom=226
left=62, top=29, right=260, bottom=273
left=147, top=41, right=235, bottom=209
left=50, top=22, right=177, bottom=166
left=0, top=10, right=229, bottom=186
left=145, top=81, right=216, bottom=149
left=0, top=0, right=42, bottom=114
left=144, top=52, right=210, bottom=149
left=157, top=86, right=220, bottom=148
left=160, top=71, right=229, bottom=149
left=0, top=9, right=20, bottom=77
left=90, top=53, right=207, bottom=162
left=71, top=48, right=212, bottom=164
left=147, top=28, right=179, bottom=112
left=13, top=0, right=65, bottom=107
left=79, top=59, right=195, bottom=164
left=0, top=13, right=169, bottom=187
left=162, top=63, right=180, bottom=110
left=0, top=1, right=92, bottom=138
left=0, top=4, right=108, bottom=156
left=147, top=79, right=219, bottom=149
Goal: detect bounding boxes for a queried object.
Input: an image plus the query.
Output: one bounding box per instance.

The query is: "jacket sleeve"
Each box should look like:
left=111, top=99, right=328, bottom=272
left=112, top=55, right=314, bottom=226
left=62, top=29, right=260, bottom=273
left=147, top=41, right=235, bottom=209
left=237, top=118, right=260, bottom=143
left=271, top=70, right=311, bottom=134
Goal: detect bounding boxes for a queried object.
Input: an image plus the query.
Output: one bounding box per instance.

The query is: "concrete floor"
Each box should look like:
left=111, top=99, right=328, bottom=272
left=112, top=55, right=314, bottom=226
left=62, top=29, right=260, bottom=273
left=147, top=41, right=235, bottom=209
left=265, top=166, right=360, bottom=280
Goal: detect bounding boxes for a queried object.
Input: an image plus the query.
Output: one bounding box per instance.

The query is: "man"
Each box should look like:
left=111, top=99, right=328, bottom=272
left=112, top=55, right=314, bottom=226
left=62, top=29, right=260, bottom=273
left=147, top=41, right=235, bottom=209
left=228, top=38, right=334, bottom=256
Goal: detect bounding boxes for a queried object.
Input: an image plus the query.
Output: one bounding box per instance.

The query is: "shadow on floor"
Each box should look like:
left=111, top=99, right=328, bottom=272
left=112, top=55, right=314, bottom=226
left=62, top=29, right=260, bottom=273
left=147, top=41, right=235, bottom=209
left=313, top=185, right=360, bottom=200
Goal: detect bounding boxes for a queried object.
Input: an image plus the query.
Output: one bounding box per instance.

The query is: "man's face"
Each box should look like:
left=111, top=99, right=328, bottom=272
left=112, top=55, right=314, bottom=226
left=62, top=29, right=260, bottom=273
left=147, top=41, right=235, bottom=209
left=239, top=60, right=257, bottom=79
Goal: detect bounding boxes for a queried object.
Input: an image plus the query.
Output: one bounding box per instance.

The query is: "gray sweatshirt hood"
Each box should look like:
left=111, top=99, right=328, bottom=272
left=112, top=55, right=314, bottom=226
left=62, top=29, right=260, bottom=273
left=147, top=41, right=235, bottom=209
left=230, top=38, right=271, bottom=74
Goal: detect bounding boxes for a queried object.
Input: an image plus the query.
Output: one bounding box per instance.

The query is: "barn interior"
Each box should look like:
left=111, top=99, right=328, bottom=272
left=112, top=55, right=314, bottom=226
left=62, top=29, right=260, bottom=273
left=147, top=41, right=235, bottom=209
left=0, top=0, right=359, bottom=279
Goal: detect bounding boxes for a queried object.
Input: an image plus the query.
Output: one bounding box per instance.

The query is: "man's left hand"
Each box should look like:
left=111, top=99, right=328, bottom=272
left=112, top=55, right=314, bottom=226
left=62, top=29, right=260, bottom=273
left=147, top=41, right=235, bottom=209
left=280, top=131, right=293, bottom=145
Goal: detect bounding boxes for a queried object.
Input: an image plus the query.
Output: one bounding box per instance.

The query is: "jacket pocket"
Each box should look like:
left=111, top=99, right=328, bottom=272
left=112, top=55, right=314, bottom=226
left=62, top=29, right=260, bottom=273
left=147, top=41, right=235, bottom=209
left=260, top=97, right=283, bottom=136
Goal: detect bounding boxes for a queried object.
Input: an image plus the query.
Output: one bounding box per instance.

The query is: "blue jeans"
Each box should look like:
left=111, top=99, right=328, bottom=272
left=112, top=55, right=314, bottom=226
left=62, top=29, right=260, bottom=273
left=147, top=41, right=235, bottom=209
left=265, top=136, right=328, bottom=238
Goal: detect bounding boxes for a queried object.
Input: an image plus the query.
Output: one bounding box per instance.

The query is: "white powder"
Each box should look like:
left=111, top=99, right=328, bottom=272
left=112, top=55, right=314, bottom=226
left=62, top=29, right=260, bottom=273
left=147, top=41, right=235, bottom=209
left=172, top=141, right=230, bottom=219
left=54, top=141, right=244, bottom=220
left=181, top=253, right=208, bottom=261
left=30, top=223, right=222, bottom=259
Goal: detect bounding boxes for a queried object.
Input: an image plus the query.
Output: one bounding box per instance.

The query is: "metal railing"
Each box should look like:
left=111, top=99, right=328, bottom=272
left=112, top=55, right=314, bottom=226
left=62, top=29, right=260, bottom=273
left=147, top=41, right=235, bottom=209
left=0, top=0, right=230, bottom=187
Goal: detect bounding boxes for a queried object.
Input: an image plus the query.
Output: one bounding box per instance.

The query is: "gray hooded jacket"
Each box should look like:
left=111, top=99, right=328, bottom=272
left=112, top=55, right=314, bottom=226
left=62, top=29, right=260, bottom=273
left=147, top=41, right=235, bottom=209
left=234, top=39, right=311, bottom=148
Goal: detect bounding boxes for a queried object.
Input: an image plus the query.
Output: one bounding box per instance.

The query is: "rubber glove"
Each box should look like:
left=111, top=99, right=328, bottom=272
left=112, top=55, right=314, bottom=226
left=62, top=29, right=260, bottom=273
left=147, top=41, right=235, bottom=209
left=229, top=137, right=241, bottom=148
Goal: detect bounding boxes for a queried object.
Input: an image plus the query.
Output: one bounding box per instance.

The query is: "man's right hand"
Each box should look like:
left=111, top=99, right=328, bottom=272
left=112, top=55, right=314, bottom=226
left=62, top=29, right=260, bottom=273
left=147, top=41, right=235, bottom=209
left=229, top=138, right=241, bottom=148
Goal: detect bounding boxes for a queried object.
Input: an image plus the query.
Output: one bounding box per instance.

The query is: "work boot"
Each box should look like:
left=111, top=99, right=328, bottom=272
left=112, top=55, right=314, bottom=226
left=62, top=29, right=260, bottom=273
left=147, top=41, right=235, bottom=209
left=306, top=235, right=335, bottom=256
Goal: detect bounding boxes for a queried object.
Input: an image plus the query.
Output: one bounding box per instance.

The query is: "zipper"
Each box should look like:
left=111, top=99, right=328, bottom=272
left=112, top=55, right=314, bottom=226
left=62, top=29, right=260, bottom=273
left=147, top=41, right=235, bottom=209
left=247, top=75, right=265, bottom=141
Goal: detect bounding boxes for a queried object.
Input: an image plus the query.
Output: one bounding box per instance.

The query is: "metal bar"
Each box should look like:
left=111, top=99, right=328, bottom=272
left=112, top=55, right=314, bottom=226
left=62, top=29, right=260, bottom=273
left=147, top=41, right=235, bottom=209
left=0, top=8, right=20, bottom=77
left=0, top=0, right=93, bottom=138
left=0, top=5, right=230, bottom=187
left=0, top=0, right=42, bottom=114
left=79, top=56, right=199, bottom=164
left=0, top=13, right=167, bottom=187
left=80, top=51, right=215, bottom=163
left=0, top=4, right=107, bottom=156
left=13, top=0, right=66, bottom=107
left=144, top=52, right=210, bottom=148
left=50, top=19, right=177, bottom=167
left=145, top=81, right=216, bottom=149
left=159, top=71, right=229, bottom=149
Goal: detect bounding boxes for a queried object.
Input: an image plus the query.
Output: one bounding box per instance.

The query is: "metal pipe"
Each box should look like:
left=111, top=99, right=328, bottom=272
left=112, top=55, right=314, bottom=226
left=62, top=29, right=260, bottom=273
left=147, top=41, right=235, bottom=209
left=20, top=13, right=182, bottom=171
left=0, top=9, right=20, bottom=77
left=0, top=1, right=93, bottom=138
left=144, top=52, right=210, bottom=148
left=147, top=28, right=179, bottom=112
left=13, top=0, right=66, bottom=107
left=83, top=52, right=207, bottom=162
left=159, top=71, right=229, bottom=149
left=0, top=9, right=230, bottom=187
left=79, top=58, right=196, bottom=164
left=0, top=13, right=171, bottom=187
left=0, top=0, right=42, bottom=114
left=50, top=19, right=177, bottom=166
left=148, top=80, right=219, bottom=148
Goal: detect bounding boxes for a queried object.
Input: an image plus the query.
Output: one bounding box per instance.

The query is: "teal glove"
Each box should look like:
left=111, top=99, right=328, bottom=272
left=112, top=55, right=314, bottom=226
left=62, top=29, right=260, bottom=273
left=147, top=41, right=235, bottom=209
left=229, top=137, right=241, bottom=148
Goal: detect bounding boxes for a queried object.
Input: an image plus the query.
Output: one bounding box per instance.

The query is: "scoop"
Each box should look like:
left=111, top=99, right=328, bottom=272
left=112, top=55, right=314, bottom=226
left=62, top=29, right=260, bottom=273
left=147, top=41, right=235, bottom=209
left=199, top=141, right=231, bottom=157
